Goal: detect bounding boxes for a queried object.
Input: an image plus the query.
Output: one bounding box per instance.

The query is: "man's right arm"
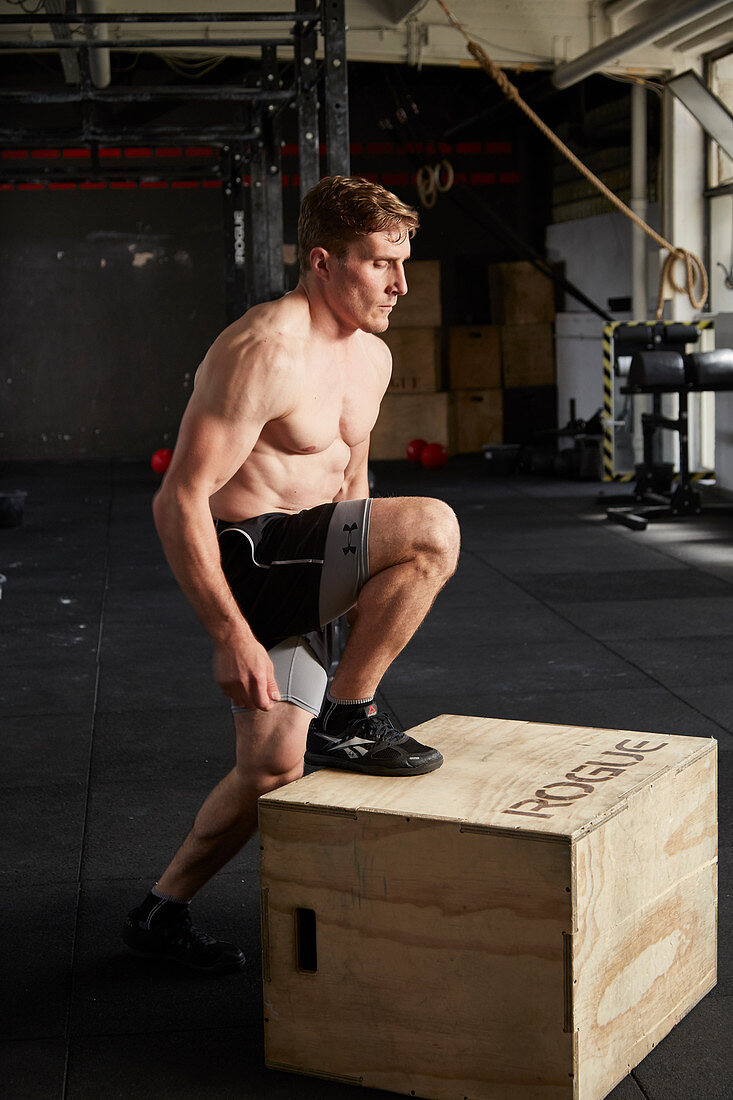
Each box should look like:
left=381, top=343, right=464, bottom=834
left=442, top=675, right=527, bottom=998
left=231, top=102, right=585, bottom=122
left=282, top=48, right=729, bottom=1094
left=153, top=333, right=294, bottom=710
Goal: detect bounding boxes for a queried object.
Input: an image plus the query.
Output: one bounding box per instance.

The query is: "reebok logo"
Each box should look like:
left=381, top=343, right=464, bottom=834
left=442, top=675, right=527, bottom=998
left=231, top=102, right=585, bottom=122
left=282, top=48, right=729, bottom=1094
left=342, top=522, right=358, bottom=555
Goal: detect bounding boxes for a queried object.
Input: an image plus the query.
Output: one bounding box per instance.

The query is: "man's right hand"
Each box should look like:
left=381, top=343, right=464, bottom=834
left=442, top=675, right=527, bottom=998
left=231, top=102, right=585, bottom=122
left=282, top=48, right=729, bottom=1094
left=213, top=634, right=281, bottom=711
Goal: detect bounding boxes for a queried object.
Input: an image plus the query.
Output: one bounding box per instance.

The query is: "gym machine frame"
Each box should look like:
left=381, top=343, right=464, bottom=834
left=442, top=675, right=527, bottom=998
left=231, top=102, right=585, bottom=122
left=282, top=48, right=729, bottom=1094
left=601, top=319, right=715, bottom=484
left=601, top=321, right=733, bottom=530
left=0, top=2, right=351, bottom=318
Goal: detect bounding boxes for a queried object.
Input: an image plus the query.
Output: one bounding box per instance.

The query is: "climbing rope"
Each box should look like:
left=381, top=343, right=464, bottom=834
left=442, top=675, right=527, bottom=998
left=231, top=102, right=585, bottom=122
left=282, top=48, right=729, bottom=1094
left=435, top=0, right=708, bottom=319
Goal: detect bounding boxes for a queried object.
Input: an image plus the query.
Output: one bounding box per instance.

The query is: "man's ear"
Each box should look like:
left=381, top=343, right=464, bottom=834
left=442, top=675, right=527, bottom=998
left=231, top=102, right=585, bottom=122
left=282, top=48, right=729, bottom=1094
left=309, top=247, right=331, bottom=281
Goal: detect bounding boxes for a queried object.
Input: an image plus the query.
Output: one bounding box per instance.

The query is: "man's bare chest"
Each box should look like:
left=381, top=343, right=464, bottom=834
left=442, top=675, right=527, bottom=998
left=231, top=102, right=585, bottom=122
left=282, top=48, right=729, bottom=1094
left=263, top=357, right=382, bottom=456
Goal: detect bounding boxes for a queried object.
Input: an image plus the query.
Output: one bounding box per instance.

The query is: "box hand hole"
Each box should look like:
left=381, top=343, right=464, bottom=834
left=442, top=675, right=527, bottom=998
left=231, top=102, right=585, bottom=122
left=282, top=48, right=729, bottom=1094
left=295, top=907, right=318, bottom=972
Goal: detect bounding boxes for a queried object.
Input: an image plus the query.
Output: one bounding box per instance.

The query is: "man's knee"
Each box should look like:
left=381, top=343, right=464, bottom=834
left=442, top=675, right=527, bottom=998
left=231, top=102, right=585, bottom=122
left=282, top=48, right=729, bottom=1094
left=370, top=496, right=460, bottom=578
left=400, top=497, right=460, bottom=575
left=424, top=498, right=460, bottom=571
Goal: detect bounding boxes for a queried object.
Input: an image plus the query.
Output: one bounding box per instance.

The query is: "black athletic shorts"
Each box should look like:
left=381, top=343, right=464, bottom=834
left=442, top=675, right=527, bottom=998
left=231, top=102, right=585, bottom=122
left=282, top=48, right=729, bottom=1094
left=215, top=498, right=372, bottom=715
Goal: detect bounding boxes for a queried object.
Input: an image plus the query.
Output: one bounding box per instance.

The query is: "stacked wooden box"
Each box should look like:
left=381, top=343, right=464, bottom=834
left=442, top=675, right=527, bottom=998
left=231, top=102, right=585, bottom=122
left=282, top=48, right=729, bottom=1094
left=490, top=260, right=557, bottom=446
left=371, top=261, right=451, bottom=460
left=447, top=261, right=556, bottom=453
left=371, top=260, right=557, bottom=459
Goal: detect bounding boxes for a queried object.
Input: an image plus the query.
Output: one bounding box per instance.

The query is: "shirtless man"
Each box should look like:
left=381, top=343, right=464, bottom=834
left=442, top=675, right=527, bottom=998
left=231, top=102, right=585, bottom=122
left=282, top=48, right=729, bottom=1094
left=123, top=176, right=461, bottom=973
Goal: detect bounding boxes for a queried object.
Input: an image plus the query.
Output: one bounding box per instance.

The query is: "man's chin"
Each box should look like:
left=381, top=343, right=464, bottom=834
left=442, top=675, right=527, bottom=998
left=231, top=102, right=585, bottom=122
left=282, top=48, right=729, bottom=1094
left=362, top=313, right=391, bottom=335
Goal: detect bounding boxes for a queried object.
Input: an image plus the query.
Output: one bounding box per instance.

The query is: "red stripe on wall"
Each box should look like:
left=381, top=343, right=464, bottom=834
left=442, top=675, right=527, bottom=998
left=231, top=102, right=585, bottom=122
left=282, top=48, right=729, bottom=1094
left=140, top=181, right=168, bottom=190
left=381, top=173, right=408, bottom=187
left=2, top=150, right=29, bottom=160
left=63, top=148, right=90, bottom=159
left=32, top=149, right=60, bottom=160
left=470, top=172, right=496, bottom=185
left=124, top=147, right=152, bottom=158
left=202, top=180, right=222, bottom=189
left=18, top=183, right=44, bottom=190
left=99, top=148, right=122, bottom=159
left=486, top=142, right=512, bottom=154
left=185, top=146, right=214, bottom=157
left=109, top=181, right=136, bottom=189
left=80, top=181, right=106, bottom=190
left=456, top=141, right=482, bottom=155
left=366, top=142, right=394, bottom=156
left=155, top=147, right=183, bottom=158
left=499, top=171, right=520, bottom=184
left=48, top=182, right=77, bottom=191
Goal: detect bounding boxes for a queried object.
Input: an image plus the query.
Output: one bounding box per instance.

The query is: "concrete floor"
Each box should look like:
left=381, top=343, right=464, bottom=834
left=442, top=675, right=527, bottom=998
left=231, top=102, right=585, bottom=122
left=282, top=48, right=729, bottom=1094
left=1, top=457, right=730, bottom=1099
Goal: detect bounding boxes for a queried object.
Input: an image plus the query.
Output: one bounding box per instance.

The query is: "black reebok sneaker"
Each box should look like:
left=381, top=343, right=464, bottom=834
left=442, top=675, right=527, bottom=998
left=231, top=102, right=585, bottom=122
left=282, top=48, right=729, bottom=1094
left=122, top=908, right=245, bottom=974
left=305, top=712, right=443, bottom=776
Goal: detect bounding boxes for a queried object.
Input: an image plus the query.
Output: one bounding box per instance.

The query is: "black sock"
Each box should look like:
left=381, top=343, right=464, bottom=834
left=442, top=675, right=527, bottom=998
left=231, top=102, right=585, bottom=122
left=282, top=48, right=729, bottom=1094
left=135, top=888, right=189, bottom=930
left=320, top=691, right=377, bottom=734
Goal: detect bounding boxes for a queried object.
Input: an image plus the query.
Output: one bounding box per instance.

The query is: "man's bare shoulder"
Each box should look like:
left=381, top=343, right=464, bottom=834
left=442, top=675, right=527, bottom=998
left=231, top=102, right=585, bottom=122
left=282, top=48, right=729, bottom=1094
left=197, top=291, right=310, bottom=388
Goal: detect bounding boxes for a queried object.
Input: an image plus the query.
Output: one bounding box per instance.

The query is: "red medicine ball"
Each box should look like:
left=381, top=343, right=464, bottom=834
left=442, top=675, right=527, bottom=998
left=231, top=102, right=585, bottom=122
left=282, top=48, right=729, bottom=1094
left=420, top=442, right=447, bottom=469
left=406, top=438, right=427, bottom=463
left=151, top=448, right=173, bottom=474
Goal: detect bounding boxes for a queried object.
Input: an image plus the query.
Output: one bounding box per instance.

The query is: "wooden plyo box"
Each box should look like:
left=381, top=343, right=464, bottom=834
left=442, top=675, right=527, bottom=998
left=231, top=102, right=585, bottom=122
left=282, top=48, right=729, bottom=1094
left=390, top=261, right=442, bottom=328
left=380, top=327, right=442, bottom=393
left=369, top=392, right=453, bottom=459
left=448, top=326, right=502, bottom=390
left=453, top=388, right=503, bottom=452
left=259, top=716, right=717, bottom=1100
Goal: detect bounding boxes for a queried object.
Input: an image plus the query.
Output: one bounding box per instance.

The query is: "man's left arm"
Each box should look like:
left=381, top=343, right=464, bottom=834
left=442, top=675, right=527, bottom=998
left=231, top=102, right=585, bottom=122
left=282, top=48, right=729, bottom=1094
left=332, top=436, right=370, bottom=502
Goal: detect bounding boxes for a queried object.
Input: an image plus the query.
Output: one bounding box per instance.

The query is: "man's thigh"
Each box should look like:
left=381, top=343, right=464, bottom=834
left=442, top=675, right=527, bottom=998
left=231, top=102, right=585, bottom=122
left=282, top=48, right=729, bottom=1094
left=367, top=496, right=460, bottom=577
left=233, top=700, right=312, bottom=779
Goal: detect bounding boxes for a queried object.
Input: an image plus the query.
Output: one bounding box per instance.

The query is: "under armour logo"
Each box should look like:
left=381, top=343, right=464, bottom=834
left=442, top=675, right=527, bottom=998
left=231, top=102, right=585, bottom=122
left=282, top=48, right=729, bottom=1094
left=342, top=522, right=358, bottom=555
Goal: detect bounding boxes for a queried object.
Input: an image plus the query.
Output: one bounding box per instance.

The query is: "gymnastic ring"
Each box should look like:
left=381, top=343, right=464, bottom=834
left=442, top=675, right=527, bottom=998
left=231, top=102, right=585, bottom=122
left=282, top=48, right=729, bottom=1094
left=416, top=164, right=437, bottom=208
left=435, top=159, right=454, bottom=193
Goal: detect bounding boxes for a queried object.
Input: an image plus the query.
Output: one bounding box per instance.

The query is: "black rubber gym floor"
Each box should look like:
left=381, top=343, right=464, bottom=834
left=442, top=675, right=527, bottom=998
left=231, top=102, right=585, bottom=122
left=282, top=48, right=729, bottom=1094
left=1, top=457, right=731, bottom=1099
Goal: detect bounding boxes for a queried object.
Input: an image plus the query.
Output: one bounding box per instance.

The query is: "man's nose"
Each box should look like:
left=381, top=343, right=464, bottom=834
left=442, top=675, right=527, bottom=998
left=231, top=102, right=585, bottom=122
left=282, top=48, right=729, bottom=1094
left=392, top=265, right=408, bottom=297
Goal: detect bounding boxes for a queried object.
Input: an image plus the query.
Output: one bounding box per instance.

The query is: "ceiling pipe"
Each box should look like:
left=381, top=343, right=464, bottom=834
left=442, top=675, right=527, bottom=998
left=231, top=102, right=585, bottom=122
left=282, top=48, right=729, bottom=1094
left=79, top=0, right=110, bottom=88
left=655, top=1, right=733, bottom=48
left=553, top=0, right=729, bottom=89
left=674, top=13, right=733, bottom=50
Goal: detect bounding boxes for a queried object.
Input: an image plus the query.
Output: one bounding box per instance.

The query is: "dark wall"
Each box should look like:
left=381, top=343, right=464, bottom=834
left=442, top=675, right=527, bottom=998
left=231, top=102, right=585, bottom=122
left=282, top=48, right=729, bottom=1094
left=0, top=61, right=559, bottom=461
left=0, top=190, right=224, bottom=460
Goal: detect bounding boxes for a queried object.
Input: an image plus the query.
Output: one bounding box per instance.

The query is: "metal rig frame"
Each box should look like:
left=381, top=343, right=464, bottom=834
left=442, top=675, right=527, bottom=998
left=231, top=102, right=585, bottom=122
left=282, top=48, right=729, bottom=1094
left=0, top=4, right=351, bottom=316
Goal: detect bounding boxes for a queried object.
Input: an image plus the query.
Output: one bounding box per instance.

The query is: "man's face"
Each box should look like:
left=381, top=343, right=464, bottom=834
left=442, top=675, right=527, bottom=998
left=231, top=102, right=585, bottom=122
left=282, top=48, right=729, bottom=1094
left=328, top=230, right=411, bottom=334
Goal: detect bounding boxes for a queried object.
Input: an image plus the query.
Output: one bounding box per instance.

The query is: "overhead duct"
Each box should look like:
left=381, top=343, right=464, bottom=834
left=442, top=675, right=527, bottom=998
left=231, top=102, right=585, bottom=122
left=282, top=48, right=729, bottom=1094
left=553, top=0, right=729, bottom=89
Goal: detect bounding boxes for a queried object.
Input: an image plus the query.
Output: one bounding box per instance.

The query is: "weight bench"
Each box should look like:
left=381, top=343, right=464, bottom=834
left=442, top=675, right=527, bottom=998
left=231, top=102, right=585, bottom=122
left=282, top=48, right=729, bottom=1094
left=606, top=347, right=733, bottom=531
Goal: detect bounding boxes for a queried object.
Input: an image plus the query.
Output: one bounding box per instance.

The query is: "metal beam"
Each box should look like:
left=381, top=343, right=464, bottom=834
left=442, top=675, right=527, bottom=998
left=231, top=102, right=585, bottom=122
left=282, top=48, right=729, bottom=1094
left=296, top=0, right=319, bottom=202
left=322, top=0, right=350, bottom=176
left=222, top=143, right=248, bottom=324
left=0, top=87, right=293, bottom=104
left=554, top=0, right=730, bottom=89
left=262, top=44, right=285, bottom=298
left=0, top=128, right=258, bottom=145
left=0, top=11, right=319, bottom=25
left=0, top=37, right=295, bottom=51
